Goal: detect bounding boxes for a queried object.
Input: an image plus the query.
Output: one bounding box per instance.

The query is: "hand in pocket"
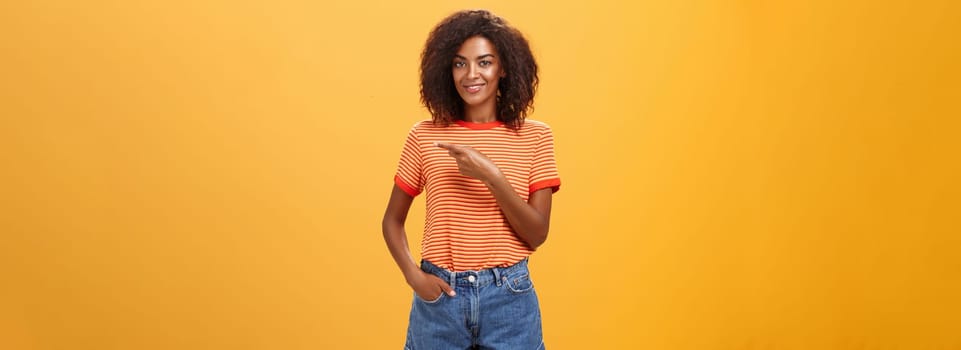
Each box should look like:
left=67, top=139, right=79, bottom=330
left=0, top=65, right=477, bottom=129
left=409, top=270, right=455, bottom=301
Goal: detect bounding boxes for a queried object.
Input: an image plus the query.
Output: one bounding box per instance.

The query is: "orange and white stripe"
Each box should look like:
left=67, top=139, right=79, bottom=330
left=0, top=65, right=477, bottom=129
left=395, top=119, right=560, bottom=271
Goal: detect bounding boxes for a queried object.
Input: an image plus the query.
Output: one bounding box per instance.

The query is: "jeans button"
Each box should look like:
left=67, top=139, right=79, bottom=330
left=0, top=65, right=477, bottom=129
left=468, top=275, right=476, bottom=283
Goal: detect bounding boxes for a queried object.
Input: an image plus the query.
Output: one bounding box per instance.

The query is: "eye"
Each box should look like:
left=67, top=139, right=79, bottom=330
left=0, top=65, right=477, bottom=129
left=479, top=60, right=492, bottom=67
left=453, top=61, right=466, bottom=68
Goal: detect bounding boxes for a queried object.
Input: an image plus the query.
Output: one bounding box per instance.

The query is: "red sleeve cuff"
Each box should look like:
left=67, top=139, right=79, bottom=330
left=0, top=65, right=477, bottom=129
left=394, top=175, right=421, bottom=197
left=529, top=178, right=561, bottom=194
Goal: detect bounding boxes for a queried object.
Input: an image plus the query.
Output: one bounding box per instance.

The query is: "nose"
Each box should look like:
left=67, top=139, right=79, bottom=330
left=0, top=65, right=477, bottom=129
left=468, top=63, right=480, bottom=79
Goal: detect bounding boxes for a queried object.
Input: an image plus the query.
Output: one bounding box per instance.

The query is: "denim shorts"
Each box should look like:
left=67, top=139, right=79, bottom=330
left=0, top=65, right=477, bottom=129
left=404, top=259, right=545, bottom=350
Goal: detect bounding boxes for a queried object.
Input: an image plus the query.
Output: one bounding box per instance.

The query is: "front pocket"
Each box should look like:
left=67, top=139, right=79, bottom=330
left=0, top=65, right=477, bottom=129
left=504, top=273, right=534, bottom=293
left=415, top=291, right=444, bottom=304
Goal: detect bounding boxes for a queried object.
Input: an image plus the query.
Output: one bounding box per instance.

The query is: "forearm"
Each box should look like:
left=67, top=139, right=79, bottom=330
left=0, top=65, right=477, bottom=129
left=484, top=175, right=549, bottom=249
left=382, top=185, right=423, bottom=282
left=382, top=221, right=423, bottom=281
left=383, top=185, right=456, bottom=298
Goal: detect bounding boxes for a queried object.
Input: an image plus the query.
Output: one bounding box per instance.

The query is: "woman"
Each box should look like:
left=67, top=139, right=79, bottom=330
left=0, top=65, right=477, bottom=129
left=382, top=9, right=560, bottom=349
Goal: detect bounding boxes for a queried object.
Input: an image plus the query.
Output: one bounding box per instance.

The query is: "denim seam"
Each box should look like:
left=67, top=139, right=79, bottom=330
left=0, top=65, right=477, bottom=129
left=417, top=292, right=444, bottom=304
left=505, top=273, right=534, bottom=293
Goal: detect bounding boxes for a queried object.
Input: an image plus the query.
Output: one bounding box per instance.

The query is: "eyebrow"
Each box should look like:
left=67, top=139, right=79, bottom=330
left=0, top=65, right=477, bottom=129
left=454, top=54, right=495, bottom=60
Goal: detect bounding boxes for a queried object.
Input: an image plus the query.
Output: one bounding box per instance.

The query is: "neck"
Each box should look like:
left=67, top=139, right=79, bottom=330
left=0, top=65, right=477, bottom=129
left=462, top=103, right=497, bottom=123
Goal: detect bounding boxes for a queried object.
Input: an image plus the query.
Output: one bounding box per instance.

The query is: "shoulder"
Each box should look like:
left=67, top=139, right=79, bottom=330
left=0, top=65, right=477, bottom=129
left=523, top=119, right=552, bottom=129
left=404, top=120, right=434, bottom=137
left=411, top=120, right=449, bottom=132
left=520, top=119, right=554, bottom=136
left=410, top=119, right=432, bottom=130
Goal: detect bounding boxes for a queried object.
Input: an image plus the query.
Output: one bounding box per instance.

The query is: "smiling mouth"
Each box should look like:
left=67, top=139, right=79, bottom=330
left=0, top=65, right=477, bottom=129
left=464, top=84, right=485, bottom=93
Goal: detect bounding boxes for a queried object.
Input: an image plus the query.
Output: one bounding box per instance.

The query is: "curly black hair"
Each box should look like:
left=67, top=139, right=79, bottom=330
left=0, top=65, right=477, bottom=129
left=420, top=10, right=539, bottom=130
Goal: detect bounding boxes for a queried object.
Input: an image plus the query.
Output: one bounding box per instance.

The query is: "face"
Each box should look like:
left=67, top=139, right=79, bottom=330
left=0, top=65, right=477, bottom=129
left=452, top=36, right=506, bottom=108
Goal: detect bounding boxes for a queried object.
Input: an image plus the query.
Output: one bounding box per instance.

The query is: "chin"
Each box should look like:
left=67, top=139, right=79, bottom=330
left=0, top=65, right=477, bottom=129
left=461, top=96, right=493, bottom=106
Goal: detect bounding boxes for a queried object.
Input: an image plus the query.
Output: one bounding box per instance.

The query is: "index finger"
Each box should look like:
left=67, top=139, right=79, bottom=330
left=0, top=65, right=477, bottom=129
left=434, top=142, right=461, bottom=151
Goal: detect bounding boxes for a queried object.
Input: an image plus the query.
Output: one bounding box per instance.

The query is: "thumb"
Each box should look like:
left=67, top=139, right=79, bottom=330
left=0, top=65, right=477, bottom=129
left=438, top=280, right=456, bottom=297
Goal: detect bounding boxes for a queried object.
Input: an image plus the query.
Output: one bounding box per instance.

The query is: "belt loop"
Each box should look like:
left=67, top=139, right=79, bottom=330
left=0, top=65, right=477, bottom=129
left=493, top=266, right=502, bottom=286
left=449, top=269, right=456, bottom=288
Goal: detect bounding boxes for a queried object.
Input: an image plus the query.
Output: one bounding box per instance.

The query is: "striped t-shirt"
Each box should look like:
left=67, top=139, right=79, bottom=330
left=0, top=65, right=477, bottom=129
left=394, top=119, right=561, bottom=272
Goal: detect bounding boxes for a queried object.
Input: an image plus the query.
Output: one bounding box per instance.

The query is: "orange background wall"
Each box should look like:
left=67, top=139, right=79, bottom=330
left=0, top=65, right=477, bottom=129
left=2, top=0, right=959, bottom=349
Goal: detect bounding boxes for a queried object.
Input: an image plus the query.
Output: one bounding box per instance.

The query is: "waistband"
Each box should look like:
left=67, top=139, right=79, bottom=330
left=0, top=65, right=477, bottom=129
left=421, top=258, right=529, bottom=288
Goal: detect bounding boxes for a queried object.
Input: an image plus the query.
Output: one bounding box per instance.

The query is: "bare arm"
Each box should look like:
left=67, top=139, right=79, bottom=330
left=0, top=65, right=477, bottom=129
left=435, top=142, right=553, bottom=249
left=484, top=176, right=552, bottom=249
left=382, top=184, right=455, bottom=299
